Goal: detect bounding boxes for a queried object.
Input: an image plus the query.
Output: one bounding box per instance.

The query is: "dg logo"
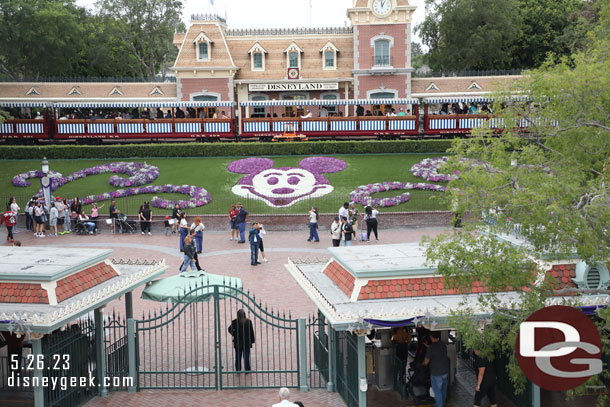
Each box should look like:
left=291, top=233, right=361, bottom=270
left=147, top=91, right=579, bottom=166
left=516, top=305, right=603, bottom=391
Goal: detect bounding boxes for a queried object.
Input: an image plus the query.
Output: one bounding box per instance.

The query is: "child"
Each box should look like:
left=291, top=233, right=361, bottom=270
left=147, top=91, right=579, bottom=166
left=164, top=216, right=171, bottom=236
left=1, top=208, right=17, bottom=243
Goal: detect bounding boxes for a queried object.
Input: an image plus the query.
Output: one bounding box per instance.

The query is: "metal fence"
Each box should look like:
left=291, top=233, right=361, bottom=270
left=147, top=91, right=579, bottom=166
left=335, top=330, right=359, bottom=407
left=42, top=319, right=97, bottom=407
left=308, top=312, right=328, bottom=389
left=0, top=354, right=34, bottom=392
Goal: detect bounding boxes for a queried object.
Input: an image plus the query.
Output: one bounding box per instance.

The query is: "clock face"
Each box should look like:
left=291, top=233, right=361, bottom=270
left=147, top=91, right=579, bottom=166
left=372, top=0, right=392, bottom=17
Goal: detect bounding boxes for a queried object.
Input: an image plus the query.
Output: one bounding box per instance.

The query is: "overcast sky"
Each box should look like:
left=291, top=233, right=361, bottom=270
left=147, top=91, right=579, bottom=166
left=76, top=0, right=426, bottom=41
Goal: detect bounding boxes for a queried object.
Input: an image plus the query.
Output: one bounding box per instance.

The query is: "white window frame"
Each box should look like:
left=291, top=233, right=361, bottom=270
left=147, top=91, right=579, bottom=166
left=371, top=34, right=394, bottom=67
left=284, top=42, right=303, bottom=71
left=194, top=31, right=213, bottom=61
left=248, top=42, right=267, bottom=72
left=249, top=94, right=269, bottom=117
left=190, top=92, right=221, bottom=101
left=320, top=41, right=339, bottom=71
left=367, top=89, right=398, bottom=99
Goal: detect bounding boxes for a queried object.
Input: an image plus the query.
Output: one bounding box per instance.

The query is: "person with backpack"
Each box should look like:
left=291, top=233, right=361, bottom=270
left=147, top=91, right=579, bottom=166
left=1, top=207, right=17, bottom=243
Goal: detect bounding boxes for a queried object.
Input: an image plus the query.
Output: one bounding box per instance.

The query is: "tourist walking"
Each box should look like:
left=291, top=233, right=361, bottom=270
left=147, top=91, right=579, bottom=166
left=473, top=349, right=497, bottom=407
left=349, top=203, right=360, bottom=239
left=330, top=216, right=342, bottom=247
left=340, top=216, right=353, bottom=247
left=338, top=202, right=349, bottom=219
left=48, top=203, right=58, bottom=236
left=249, top=223, right=260, bottom=266
left=171, top=203, right=182, bottom=234
left=55, top=198, right=65, bottom=234
left=228, top=309, right=255, bottom=372
left=258, top=224, right=268, bottom=262
left=179, top=213, right=189, bottom=252
left=109, top=200, right=120, bottom=233
left=33, top=201, right=45, bottom=237
left=229, top=204, right=239, bottom=240
left=423, top=331, right=450, bottom=407
left=1, top=207, right=17, bottom=243
left=364, top=205, right=379, bottom=241
left=307, top=207, right=320, bottom=242
left=9, top=197, right=19, bottom=233
left=139, top=202, right=152, bottom=235
left=191, top=216, right=205, bottom=254
left=180, top=235, right=197, bottom=272
left=25, top=199, right=34, bottom=231
left=272, top=388, right=299, bottom=407
left=235, top=203, right=248, bottom=243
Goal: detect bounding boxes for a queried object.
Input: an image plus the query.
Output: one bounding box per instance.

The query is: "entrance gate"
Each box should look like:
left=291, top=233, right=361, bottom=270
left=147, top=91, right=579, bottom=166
left=133, top=283, right=301, bottom=390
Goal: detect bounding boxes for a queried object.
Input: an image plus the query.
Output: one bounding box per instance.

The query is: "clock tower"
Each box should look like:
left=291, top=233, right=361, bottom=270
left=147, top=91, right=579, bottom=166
left=347, top=0, right=416, bottom=99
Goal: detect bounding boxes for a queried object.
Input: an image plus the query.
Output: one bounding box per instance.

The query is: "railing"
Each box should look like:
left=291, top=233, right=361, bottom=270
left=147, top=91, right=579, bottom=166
left=0, top=118, right=48, bottom=138
left=0, top=355, right=34, bottom=391
left=373, top=55, right=393, bottom=68
left=308, top=312, right=328, bottom=389
left=335, top=330, right=359, bottom=407
left=242, top=116, right=418, bottom=136
left=0, top=76, right=176, bottom=83
left=53, top=118, right=233, bottom=138
left=414, top=69, right=523, bottom=78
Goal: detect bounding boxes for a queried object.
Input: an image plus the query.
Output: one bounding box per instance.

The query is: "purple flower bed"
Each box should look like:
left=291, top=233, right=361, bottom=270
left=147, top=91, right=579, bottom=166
left=350, top=181, right=447, bottom=207
left=410, top=156, right=460, bottom=182
left=12, top=162, right=212, bottom=209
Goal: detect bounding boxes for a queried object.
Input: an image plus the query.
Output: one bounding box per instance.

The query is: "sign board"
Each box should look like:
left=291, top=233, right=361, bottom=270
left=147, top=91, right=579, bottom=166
left=249, top=82, right=339, bottom=92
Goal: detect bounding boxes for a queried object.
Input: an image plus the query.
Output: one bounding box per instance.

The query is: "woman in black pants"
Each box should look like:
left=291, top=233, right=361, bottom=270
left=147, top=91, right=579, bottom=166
left=364, top=205, right=379, bottom=241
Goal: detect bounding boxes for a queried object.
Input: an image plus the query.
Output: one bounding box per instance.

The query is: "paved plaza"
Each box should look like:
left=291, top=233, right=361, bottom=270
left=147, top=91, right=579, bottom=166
left=6, top=223, right=594, bottom=406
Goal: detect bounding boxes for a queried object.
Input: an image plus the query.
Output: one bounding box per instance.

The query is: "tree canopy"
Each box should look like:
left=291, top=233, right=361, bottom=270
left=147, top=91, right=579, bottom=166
left=0, top=0, right=183, bottom=80
left=417, top=0, right=593, bottom=71
left=425, top=3, right=610, bottom=402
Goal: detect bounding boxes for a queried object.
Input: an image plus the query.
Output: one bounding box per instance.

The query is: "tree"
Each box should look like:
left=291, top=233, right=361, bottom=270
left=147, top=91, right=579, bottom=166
left=95, top=0, right=183, bottom=80
left=513, top=0, right=583, bottom=68
left=425, top=3, right=610, bottom=403
left=416, top=0, right=521, bottom=71
left=0, top=0, right=89, bottom=80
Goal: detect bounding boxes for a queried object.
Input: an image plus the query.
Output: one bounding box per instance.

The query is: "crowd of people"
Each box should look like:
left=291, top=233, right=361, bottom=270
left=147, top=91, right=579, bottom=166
left=437, top=102, right=492, bottom=115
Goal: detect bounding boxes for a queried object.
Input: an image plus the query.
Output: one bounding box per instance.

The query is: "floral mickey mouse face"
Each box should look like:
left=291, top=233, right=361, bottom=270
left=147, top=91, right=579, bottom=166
left=227, top=157, right=347, bottom=207
left=252, top=168, right=317, bottom=197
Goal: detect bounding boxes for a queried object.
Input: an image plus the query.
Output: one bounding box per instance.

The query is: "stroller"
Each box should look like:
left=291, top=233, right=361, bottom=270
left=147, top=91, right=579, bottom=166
left=406, top=359, right=434, bottom=404
left=116, top=213, right=137, bottom=233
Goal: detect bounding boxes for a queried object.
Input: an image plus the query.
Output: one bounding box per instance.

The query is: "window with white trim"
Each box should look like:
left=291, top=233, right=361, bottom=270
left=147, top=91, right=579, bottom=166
left=199, top=43, right=208, bottom=60
left=374, top=39, right=390, bottom=67
left=289, top=52, right=299, bottom=68
left=253, top=53, right=263, bottom=69
left=194, top=31, right=213, bottom=61
left=322, top=94, right=338, bottom=115
left=251, top=96, right=267, bottom=118
left=324, top=51, right=335, bottom=68
left=320, top=41, right=339, bottom=70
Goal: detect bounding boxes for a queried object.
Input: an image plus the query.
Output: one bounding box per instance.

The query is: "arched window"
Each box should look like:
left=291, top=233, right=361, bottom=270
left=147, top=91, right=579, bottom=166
left=374, top=39, right=390, bottom=67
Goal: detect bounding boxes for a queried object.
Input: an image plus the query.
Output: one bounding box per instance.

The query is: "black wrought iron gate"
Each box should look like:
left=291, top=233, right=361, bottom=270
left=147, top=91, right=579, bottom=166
left=133, top=283, right=301, bottom=390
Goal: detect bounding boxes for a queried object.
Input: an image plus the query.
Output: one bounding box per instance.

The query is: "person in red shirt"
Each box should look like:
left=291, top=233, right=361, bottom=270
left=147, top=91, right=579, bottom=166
left=229, top=205, right=239, bottom=241
left=1, top=208, right=17, bottom=243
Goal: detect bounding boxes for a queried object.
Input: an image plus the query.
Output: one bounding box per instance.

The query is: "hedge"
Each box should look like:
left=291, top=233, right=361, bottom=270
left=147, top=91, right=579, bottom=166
left=0, top=140, right=452, bottom=159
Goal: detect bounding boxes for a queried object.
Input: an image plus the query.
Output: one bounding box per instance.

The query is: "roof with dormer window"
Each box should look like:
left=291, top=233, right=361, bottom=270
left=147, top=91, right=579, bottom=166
left=248, top=42, right=267, bottom=54
left=319, top=40, right=339, bottom=53
left=284, top=41, right=304, bottom=54
left=193, top=31, right=214, bottom=44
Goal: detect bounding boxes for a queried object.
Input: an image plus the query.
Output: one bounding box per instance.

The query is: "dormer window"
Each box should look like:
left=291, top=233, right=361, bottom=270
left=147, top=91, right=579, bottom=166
left=284, top=42, right=303, bottom=71
left=248, top=42, right=267, bottom=72
left=320, top=41, right=339, bottom=70
left=193, top=31, right=213, bottom=61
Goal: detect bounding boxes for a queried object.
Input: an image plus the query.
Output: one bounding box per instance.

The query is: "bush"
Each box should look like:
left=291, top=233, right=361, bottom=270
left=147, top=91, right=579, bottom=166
left=0, top=140, right=451, bottom=159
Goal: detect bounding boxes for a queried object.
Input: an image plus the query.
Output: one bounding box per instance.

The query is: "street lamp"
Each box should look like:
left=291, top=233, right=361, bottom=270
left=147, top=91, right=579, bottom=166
left=40, top=157, right=51, bottom=209
left=41, top=157, right=49, bottom=175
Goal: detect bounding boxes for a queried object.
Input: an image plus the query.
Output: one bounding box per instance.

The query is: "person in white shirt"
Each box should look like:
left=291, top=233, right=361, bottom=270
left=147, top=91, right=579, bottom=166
left=330, top=216, right=342, bottom=247
left=338, top=202, right=349, bottom=219
left=318, top=106, right=328, bottom=117
left=258, top=223, right=268, bottom=262
left=272, top=387, right=299, bottom=407
left=300, top=110, right=312, bottom=119
left=9, top=197, right=19, bottom=233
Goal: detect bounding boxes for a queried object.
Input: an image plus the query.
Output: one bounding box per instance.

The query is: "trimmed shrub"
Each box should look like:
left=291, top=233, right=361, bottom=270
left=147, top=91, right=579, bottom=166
left=0, top=140, right=451, bottom=159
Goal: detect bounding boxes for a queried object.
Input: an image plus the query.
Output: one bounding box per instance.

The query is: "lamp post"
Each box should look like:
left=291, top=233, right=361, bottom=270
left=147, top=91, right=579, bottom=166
left=40, top=157, right=52, bottom=209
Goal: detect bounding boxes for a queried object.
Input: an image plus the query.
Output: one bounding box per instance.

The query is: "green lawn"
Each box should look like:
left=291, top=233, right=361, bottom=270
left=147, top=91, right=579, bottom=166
left=0, top=154, right=449, bottom=215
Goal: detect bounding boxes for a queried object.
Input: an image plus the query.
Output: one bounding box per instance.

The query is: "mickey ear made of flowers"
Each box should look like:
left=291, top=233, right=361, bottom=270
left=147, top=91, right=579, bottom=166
left=227, top=157, right=275, bottom=175
left=298, top=157, right=347, bottom=183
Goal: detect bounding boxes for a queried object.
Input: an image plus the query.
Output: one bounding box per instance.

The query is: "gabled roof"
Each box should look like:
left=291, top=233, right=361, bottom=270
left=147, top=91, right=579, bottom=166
left=320, top=40, right=339, bottom=53
left=284, top=41, right=304, bottom=54
left=248, top=42, right=267, bottom=54
left=193, top=31, right=214, bottom=44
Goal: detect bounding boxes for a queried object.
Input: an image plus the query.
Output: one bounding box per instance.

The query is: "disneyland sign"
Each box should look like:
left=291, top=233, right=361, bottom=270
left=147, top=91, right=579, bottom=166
left=249, top=82, right=339, bottom=92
